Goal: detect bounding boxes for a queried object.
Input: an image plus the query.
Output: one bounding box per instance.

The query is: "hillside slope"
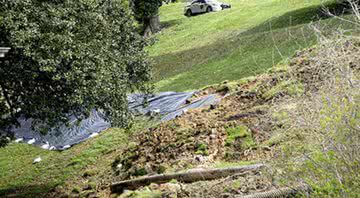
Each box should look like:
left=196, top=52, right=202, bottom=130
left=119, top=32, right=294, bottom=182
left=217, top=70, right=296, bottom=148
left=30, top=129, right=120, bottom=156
left=0, top=0, right=358, bottom=197
left=112, top=37, right=360, bottom=198
left=151, top=0, right=353, bottom=91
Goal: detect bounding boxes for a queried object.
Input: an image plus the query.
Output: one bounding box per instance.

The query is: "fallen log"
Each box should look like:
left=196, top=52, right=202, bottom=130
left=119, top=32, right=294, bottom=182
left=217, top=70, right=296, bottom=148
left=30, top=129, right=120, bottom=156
left=236, top=184, right=311, bottom=198
left=111, top=164, right=264, bottom=193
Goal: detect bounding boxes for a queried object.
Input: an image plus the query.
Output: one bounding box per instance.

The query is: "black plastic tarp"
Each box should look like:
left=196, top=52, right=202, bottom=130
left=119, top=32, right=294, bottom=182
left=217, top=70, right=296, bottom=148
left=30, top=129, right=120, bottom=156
left=6, top=92, right=219, bottom=150
left=9, top=110, right=110, bottom=150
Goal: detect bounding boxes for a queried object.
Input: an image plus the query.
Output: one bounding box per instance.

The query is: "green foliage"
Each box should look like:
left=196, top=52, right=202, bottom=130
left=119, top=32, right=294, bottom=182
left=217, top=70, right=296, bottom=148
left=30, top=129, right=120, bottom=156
left=195, top=142, right=208, bottom=156
left=71, top=187, right=81, bottom=194
left=274, top=54, right=360, bottom=197
left=0, top=136, right=9, bottom=147
left=169, top=179, right=178, bottom=184
left=263, top=132, right=287, bottom=147
left=213, top=161, right=254, bottom=168
left=120, top=188, right=162, bottom=198
left=225, top=180, right=241, bottom=192
left=157, top=165, right=166, bottom=174
left=134, top=168, right=148, bottom=176
left=83, top=169, right=97, bottom=178
left=131, top=0, right=162, bottom=21
left=0, top=0, right=151, bottom=133
left=303, top=83, right=360, bottom=197
left=225, top=126, right=255, bottom=149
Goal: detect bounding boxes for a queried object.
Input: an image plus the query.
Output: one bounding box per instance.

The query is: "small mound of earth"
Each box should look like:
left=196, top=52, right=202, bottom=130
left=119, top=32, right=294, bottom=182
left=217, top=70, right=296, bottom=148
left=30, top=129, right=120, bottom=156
left=113, top=75, right=280, bottom=180
left=113, top=39, right=360, bottom=195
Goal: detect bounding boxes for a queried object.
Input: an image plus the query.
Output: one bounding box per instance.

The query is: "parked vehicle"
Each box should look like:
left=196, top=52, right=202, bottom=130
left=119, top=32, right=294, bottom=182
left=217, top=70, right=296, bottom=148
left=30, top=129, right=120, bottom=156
left=184, top=0, right=231, bottom=17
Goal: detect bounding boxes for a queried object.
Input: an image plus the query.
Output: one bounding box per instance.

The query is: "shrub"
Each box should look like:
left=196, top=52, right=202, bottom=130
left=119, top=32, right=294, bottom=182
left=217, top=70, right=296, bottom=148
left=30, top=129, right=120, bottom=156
left=273, top=35, right=360, bottom=197
left=0, top=0, right=152, bottom=134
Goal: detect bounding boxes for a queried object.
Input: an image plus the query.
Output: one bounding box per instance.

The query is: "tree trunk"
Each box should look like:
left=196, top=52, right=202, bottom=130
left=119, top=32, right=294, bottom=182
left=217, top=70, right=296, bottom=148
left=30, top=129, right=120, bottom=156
left=143, top=15, right=160, bottom=37
left=111, top=164, right=264, bottom=193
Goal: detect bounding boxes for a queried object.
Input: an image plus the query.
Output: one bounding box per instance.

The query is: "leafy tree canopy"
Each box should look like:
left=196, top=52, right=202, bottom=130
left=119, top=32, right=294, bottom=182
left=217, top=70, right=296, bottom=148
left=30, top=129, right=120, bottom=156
left=130, top=0, right=163, bottom=36
left=131, top=0, right=163, bottom=22
left=0, top=0, right=152, bottom=135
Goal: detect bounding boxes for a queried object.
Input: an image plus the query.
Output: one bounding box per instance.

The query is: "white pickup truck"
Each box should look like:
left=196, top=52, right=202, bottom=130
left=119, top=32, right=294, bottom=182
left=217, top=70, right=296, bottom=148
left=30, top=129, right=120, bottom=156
left=184, top=0, right=231, bottom=17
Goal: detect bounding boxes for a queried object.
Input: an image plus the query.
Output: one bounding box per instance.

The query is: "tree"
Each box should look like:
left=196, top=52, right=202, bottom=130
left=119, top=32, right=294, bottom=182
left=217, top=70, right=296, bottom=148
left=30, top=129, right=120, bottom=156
left=131, top=0, right=163, bottom=36
left=0, top=0, right=152, bottom=136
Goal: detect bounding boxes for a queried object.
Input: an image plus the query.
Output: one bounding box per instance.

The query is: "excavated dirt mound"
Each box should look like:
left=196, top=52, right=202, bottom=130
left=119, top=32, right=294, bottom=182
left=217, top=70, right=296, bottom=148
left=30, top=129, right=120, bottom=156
left=112, top=39, right=360, bottom=196
left=112, top=75, right=280, bottom=180
left=51, top=39, right=360, bottom=198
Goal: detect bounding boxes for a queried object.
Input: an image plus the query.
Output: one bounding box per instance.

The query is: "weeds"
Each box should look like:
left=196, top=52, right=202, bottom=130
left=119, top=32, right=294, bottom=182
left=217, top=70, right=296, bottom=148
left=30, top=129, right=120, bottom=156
left=271, top=3, right=360, bottom=195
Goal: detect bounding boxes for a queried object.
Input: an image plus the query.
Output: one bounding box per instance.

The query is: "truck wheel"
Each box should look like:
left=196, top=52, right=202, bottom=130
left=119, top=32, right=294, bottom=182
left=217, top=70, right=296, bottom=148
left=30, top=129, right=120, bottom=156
left=207, top=6, right=213, bottom=12
left=186, top=9, right=192, bottom=17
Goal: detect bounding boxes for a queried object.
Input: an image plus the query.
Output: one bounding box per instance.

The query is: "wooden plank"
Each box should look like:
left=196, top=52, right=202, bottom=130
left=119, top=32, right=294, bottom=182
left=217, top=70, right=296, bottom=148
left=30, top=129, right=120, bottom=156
left=111, top=164, right=264, bottom=193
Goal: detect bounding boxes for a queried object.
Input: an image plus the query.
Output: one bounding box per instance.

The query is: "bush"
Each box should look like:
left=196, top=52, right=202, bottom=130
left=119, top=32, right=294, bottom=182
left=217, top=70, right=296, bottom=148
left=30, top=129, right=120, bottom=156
left=0, top=0, right=152, bottom=133
left=273, top=36, right=360, bottom=197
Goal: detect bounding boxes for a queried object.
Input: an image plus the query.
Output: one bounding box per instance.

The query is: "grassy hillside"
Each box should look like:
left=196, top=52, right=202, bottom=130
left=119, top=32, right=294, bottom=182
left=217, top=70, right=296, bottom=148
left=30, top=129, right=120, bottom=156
left=0, top=128, right=129, bottom=197
left=0, top=0, right=357, bottom=197
left=151, top=0, right=352, bottom=91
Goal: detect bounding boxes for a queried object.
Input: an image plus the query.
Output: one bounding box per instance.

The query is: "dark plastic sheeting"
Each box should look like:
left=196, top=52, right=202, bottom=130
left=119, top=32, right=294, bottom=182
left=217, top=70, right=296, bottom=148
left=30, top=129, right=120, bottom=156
left=9, top=110, right=110, bottom=150
left=5, top=92, right=219, bottom=150
left=128, top=92, right=195, bottom=115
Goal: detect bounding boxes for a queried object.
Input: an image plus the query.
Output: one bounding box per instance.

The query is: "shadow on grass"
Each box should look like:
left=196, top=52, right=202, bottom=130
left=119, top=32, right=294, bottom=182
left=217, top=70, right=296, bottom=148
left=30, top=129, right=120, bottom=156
left=161, top=18, right=183, bottom=29
left=0, top=184, right=57, bottom=198
left=152, top=2, right=354, bottom=91
left=243, top=2, right=352, bottom=35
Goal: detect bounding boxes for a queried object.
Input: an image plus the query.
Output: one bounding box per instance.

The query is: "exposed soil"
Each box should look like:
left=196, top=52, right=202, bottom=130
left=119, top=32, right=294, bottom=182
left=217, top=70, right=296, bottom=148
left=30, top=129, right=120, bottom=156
left=112, top=74, right=279, bottom=181
left=111, top=40, right=360, bottom=197
left=52, top=39, right=360, bottom=198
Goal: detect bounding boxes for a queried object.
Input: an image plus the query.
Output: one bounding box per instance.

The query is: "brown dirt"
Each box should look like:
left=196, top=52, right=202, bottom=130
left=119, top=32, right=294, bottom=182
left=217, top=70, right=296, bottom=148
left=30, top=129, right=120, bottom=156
left=53, top=39, right=360, bottom=197
left=112, top=74, right=281, bottom=181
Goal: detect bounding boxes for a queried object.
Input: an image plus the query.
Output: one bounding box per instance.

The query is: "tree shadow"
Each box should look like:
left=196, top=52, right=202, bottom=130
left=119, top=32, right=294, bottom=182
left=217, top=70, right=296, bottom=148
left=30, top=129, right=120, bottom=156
left=0, top=184, right=56, bottom=198
left=242, top=2, right=352, bottom=36
left=161, top=19, right=183, bottom=29
left=152, top=1, right=354, bottom=89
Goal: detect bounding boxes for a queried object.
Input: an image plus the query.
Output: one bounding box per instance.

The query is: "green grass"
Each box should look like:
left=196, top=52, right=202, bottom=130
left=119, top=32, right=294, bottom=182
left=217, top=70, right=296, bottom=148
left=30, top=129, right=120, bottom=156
left=119, top=189, right=162, bottom=198
left=150, top=0, right=355, bottom=91
left=262, top=80, right=305, bottom=100
left=225, top=125, right=256, bottom=149
left=0, top=128, right=129, bottom=197
left=212, top=161, right=255, bottom=169
left=0, top=0, right=357, bottom=197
